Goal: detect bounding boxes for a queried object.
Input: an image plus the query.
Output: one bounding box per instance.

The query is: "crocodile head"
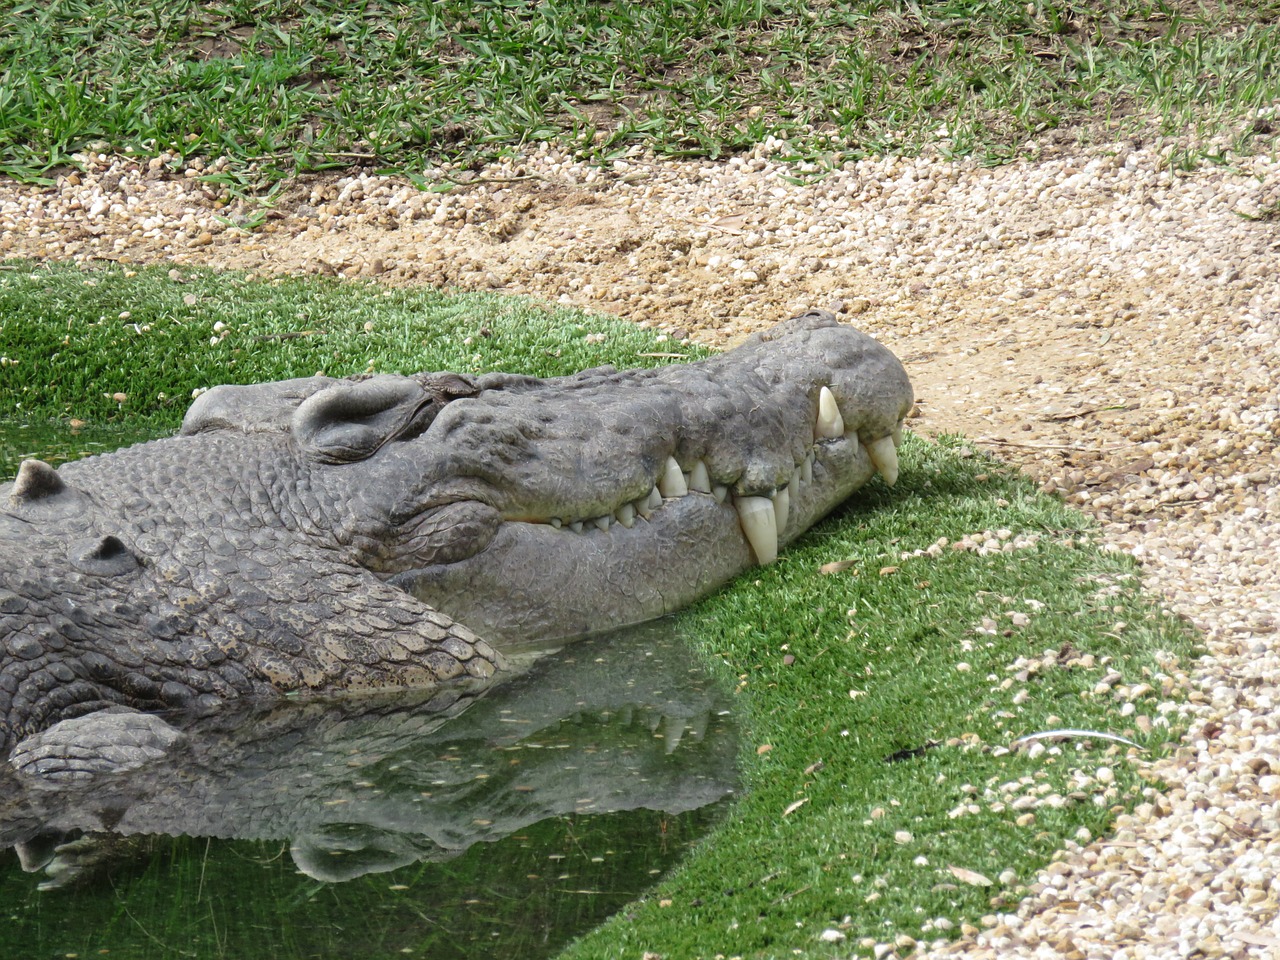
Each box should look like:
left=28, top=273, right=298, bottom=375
left=0, top=310, right=911, bottom=760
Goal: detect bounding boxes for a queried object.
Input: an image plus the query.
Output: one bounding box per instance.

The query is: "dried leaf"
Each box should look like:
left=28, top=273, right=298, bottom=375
left=756, top=743, right=773, bottom=755
left=1233, top=932, right=1280, bottom=947
left=1010, top=729, right=1144, bottom=751
left=878, top=565, right=899, bottom=577
left=947, top=865, right=993, bottom=887
left=783, top=798, right=809, bottom=817
left=820, top=560, right=858, bottom=575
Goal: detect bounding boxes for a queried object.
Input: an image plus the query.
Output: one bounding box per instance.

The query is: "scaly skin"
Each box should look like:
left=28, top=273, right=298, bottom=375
left=0, top=311, right=912, bottom=765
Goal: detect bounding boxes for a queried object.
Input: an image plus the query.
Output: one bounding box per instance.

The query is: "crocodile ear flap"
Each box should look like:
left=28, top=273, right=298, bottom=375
left=292, top=377, right=434, bottom=464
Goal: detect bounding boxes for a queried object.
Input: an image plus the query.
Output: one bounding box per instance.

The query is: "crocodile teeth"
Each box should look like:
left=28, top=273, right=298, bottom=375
left=569, top=520, right=585, bottom=533
left=773, top=486, right=790, bottom=534
left=735, top=495, right=778, bottom=565
left=891, top=422, right=904, bottom=447
left=615, top=503, right=636, bottom=528
left=712, top=483, right=728, bottom=503
left=802, top=451, right=814, bottom=484
left=663, top=717, right=686, bottom=754
left=594, top=515, right=612, bottom=532
left=635, top=485, right=662, bottom=519
left=658, top=456, right=688, bottom=497
left=816, top=386, right=844, bottom=439
left=688, top=459, right=712, bottom=494
left=866, top=435, right=899, bottom=486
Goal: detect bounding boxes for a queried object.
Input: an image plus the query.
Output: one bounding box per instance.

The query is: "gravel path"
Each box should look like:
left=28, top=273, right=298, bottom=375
left=2, top=130, right=1279, bottom=957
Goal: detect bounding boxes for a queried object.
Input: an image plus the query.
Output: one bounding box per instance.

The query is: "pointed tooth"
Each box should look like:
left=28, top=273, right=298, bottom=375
left=647, top=711, right=663, bottom=733
left=773, top=486, right=790, bottom=534
left=712, top=483, right=728, bottom=503
left=635, top=486, right=660, bottom=519
left=569, top=520, right=585, bottom=533
left=615, top=503, right=636, bottom=528
left=891, top=422, right=904, bottom=447
left=663, top=717, right=686, bottom=754
left=549, top=517, right=563, bottom=529
left=866, top=435, right=900, bottom=486
left=816, top=386, right=844, bottom=439
left=658, top=456, right=688, bottom=497
left=15, top=838, right=57, bottom=872
left=688, top=459, right=712, bottom=494
left=792, top=465, right=802, bottom=489
left=735, top=495, right=778, bottom=565
left=801, top=453, right=813, bottom=485
left=594, top=515, right=611, bottom=531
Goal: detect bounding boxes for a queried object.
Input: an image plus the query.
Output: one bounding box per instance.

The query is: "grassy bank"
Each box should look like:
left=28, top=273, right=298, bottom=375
left=2, top=0, right=1278, bottom=184
left=0, top=263, right=1195, bottom=958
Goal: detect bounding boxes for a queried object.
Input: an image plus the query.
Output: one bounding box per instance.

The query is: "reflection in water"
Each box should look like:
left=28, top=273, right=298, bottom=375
left=0, top=622, right=737, bottom=959
left=0, top=420, right=169, bottom=478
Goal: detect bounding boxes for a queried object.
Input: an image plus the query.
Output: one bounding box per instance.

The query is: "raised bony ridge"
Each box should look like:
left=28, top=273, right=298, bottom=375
left=521, top=384, right=905, bottom=566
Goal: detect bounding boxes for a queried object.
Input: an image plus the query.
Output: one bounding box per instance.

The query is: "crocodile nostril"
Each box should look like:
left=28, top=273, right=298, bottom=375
left=70, top=536, right=141, bottom=577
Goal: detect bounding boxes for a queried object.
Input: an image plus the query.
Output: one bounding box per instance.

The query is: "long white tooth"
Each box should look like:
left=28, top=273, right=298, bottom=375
left=712, top=483, right=728, bottom=503
left=735, top=495, right=778, bottom=565
left=569, top=520, right=584, bottom=533
left=658, top=456, right=688, bottom=497
left=594, top=515, right=612, bottom=531
left=773, top=486, right=790, bottom=534
left=688, top=459, right=712, bottom=494
left=866, top=435, right=900, bottom=486
left=816, top=386, right=845, bottom=439
left=647, top=486, right=662, bottom=509
left=802, top=453, right=813, bottom=484
left=615, top=503, right=636, bottom=528
left=891, top=422, right=904, bottom=447
left=792, top=465, right=802, bottom=489
left=663, top=717, right=686, bottom=754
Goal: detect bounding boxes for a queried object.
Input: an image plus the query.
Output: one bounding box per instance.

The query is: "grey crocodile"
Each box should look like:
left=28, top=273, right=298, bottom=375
left=0, top=310, right=912, bottom=769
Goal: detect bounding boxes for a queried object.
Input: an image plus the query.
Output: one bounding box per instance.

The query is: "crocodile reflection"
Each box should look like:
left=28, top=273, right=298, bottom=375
left=1, top=622, right=736, bottom=888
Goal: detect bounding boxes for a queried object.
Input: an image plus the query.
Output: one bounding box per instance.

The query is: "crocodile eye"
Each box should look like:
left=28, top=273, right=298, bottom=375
left=70, top=535, right=141, bottom=577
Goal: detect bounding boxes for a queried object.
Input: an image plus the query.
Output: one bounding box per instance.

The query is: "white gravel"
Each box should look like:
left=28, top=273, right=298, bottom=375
left=1, top=116, right=1279, bottom=956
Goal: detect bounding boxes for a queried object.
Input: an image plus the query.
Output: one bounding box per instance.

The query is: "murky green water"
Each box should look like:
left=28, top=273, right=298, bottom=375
left=0, top=422, right=739, bottom=960
left=0, top=420, right=169, bottom=478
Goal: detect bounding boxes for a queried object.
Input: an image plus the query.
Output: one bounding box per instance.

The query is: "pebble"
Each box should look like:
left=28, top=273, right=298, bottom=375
left=0, top=117, right=1279, bottom=956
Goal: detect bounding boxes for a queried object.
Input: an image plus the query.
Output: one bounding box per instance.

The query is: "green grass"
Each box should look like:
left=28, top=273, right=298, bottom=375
left=1, top=0, right=1277, bottom=185
left=566, top=435, right=1194, bottom=957
left=0, top=264, right=1196, bottom=958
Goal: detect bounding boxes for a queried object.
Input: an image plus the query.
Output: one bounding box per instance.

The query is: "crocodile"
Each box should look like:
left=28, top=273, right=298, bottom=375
left=0, top=310, right=913, bottom=771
